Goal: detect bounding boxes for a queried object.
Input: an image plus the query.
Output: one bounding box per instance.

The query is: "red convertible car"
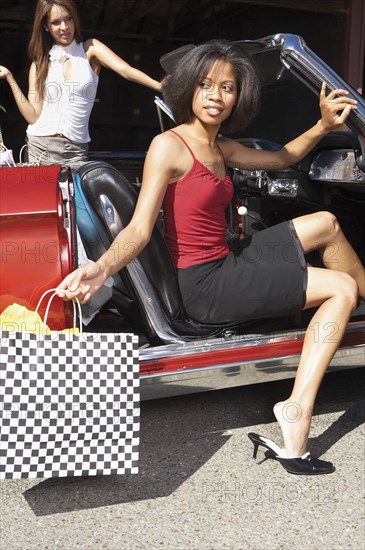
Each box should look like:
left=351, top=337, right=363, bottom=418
left=1, top=34, right=364, bottom=400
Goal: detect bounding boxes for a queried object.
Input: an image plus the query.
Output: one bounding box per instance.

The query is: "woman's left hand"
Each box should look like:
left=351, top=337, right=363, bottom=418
left=319, top=82, right=357, bottom=131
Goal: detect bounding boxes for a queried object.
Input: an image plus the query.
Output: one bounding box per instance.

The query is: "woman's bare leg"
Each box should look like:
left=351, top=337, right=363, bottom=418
left=293, top=211, right=365, bottom=298
left=274, top=266, right=358, bottom=457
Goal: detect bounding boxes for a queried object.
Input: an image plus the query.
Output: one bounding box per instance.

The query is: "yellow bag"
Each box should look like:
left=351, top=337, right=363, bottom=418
left=0, top=303, right=50, bottom=335
left=0, top=293, right=80, bottom=337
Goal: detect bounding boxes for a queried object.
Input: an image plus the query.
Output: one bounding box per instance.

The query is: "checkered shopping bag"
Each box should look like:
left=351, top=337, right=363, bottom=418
left=0, top=290, right=140, bottom=479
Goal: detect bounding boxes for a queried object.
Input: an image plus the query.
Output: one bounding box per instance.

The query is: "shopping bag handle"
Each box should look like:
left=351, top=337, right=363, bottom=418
left=35, top=288, right=83, bottom=336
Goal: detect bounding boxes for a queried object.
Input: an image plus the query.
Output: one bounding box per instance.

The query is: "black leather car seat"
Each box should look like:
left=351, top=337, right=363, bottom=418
left=74, top=161, right=296, bottom=343
left=74, top=161, right=234, bottom=343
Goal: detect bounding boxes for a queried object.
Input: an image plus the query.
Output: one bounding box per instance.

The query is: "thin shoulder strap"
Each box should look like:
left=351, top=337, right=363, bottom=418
left=169, top=129, right=227, bottom=169
left=168, top=129, right=195, bottom=160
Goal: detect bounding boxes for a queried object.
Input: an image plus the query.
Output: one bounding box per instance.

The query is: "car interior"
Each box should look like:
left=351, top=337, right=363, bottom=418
left=71, top=39, right=365, bottom=348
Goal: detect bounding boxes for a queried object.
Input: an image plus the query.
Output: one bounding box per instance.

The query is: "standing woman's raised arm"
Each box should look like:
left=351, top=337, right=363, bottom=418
left=84, top=38, right=161, bottom=91
left=0, top=62, right=42, bottom=124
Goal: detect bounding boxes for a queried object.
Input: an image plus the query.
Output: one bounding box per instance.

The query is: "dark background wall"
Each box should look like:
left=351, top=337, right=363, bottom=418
left=0, top=0, right=353, bottom=158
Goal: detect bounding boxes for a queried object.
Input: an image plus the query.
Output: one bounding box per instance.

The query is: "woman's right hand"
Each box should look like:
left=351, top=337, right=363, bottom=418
left=56, top=261, right=107, bottom=303
left=0, top=65, right=11, bottom=80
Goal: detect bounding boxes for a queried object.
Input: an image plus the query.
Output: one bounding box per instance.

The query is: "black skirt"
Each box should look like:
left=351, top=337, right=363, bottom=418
left=177, top=220, right=308, bottom=324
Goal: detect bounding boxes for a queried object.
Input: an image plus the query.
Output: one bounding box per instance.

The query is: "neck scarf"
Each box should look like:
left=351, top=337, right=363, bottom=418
left=49, top=40, right=80, bottom=63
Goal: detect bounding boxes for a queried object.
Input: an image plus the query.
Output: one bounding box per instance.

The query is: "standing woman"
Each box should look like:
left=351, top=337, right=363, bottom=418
left=0, top=0, right=161, bottom=166
left=58, top=40, right=363, bottom=474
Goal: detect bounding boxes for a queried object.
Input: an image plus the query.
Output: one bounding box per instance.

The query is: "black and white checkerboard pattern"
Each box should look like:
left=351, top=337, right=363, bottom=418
left=0, top=330, right=139, bottom=479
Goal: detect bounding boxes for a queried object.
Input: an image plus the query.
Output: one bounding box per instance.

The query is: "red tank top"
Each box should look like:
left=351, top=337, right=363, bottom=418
left=162, top=130, right=233, bottom=269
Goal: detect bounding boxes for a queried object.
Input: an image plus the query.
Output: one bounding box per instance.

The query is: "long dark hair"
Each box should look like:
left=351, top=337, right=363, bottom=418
left=28, top=0, right=82, bottom=98
left=162, top=39, right=261, bottom=133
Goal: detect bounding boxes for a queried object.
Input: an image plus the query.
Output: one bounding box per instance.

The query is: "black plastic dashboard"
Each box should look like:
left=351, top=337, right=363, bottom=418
left=309, top=149, right=365, bottom=184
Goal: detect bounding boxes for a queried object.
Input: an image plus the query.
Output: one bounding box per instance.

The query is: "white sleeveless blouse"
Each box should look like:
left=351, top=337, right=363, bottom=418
left=27, top=40, right=99, bottom=143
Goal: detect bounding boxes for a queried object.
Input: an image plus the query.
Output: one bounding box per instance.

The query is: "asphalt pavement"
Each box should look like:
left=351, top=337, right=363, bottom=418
left=0, top=367, right=364, bottom=550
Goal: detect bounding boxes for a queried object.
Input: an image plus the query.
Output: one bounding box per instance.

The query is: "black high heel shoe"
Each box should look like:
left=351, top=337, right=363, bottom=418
left=247, top=432, right=283, bottom=460
left=247, top=432, right=335, bottom=475
left=275, top=452, right=335, bottom=475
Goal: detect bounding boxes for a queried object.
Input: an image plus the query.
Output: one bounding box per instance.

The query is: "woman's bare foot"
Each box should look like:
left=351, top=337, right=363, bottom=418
left=273, top=400, right=313, bottom=458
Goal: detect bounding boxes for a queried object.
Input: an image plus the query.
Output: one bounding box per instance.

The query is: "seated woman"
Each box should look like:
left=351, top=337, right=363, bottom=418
left=58, top=39, right=364, bottom=475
